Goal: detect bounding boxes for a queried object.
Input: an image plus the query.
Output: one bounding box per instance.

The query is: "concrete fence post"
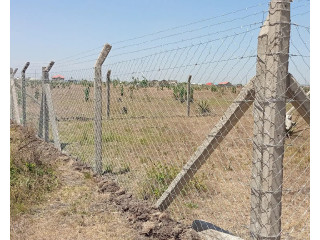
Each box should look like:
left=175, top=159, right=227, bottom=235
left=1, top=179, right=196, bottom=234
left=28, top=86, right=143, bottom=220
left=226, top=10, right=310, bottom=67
left=41, top=67, right=49, bottom=142
left=94, top=44, right=112, bottom=175
left=38, top=75, right=44, bottom=138
left=10, top=68, right=13, bottom=120
left=106, top=70, right=111, bottom=119
left=250, top=1, right=291, bottom=239
left=21, top=62, right=30, bottom=126
left=43, top=61, right=61, bottom=150
left=10, top=68, right=20, bottom=124
left=187, top=75, right=192, bottom=117
left=13, top=68, right=18, bottom=76
left=38, top=62, right=61, bottom=150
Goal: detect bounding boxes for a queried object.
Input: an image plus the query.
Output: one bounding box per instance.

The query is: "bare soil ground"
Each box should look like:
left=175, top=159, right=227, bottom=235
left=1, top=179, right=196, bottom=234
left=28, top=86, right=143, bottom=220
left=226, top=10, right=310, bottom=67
left=10, top=124, right=201, bottom=240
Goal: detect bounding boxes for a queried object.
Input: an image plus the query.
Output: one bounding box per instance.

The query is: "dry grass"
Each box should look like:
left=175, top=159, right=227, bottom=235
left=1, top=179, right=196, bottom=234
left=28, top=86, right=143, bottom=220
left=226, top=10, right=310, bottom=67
left=24, top=82, right=310, bottom=239
left=10, top=125, right=59, bottom=217
left=10, top=124, right=138, bottom=240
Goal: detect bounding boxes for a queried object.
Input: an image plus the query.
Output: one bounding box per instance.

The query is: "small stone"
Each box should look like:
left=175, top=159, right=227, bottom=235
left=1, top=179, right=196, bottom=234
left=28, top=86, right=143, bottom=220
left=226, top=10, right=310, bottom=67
left=172, top=225, right=183, bottom=237
left=74, top=166, right=82, bottom=171
left=98, top=180, right=109, bottom=188
left=115, top=188, right=126, bottom=196
left=150, top=211, right=161, bottom=221
left=140, top=221, right=156, bottom=235
left=159, top=212, right=170, bottom=221
left=99, top=182, right=120, bottom=193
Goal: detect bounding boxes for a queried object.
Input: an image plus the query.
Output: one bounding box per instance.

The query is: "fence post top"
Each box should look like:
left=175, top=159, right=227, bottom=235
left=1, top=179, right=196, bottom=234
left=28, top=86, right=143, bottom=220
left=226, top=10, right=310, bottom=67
left=22, top=62, right=30, bottom=73
left=107, top=69, right=111, bottom=78
left=45, top=61, right=55, bottom=72
left=259, top=14, right=270, bottom=37
left=270, top=0, right=292, bottom=3
left=95, top=43, right=112, bottom=68
left=10, top=68, right=13, bottom=75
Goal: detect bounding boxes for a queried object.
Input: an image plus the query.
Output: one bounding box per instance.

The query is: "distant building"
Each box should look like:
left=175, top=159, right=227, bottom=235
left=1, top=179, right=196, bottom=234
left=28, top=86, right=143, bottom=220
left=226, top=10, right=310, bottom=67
left=52, top=74, right=65, bottom=81
left=206, top=82, right=213, bottom=86
left=217, top=81, right=232, bottom=87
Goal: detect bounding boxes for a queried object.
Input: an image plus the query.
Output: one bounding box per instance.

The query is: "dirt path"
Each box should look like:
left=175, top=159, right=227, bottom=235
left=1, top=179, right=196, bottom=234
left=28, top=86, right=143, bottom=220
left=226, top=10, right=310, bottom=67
left=10, top=124, right=200, bottom=240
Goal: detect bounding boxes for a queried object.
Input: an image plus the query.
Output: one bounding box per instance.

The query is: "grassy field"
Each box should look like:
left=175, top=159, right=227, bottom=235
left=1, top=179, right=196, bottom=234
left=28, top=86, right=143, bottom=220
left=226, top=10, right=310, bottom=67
left=24, top=81, right=310, bottom=239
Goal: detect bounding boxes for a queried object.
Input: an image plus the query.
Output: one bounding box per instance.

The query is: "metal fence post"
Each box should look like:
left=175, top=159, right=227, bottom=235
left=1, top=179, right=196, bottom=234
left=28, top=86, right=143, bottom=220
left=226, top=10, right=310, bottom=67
left=94, top=44, right=112, bottom=175
left=106, top=70, right=111, bottom=119
left=187, top=75, right=192, bottom=117
left=250, top=1, right=291, bottom=239
left=21, top=62, right=30, bottom=126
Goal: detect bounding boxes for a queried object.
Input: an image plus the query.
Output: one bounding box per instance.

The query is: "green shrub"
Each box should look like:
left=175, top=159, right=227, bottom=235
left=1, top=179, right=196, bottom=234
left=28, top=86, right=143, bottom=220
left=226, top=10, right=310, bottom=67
left=173, top=86, right=179, bottom=100
left=211, top=85, right=217, bottom=92
left=34, top=88, right=40, bottom=100
left=197, top=100, right=210, bottom=115
left=140, top=77, right=148, bottom=88
left=173, top=84, right=189, bottom=103
left=120, top=85, right=124, bottom=96
left=231, top=86, right=237, bottom=94
left=84, top=86, right=90, bottom=102
left=179, top=87, right=186, bottom=103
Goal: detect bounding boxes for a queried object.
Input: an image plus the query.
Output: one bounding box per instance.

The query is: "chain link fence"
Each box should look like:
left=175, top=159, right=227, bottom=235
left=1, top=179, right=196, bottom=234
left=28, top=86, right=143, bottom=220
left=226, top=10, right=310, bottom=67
left=11, top=0, right=309, bottom=238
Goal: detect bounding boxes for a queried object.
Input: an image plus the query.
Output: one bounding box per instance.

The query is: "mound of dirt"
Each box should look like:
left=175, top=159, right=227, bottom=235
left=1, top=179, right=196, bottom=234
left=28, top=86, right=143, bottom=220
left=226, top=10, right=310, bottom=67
left=96, top=177, right=201, bottom=240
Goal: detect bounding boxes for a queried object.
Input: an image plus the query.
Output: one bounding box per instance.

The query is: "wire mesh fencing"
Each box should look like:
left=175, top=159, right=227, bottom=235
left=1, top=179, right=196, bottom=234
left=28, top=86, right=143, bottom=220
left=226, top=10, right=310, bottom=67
left=10, top=0, right=310, bottom=239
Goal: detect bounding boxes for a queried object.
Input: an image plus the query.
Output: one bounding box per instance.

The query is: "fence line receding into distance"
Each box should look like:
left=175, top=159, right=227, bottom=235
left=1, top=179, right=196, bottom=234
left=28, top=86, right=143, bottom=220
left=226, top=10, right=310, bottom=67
left=11, top=0, right=310, bottom=239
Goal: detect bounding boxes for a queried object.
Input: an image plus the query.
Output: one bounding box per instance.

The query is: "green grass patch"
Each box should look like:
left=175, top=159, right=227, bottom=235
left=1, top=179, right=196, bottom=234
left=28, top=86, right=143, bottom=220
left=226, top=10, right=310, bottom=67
left=138, top=162, right=207, bottom=201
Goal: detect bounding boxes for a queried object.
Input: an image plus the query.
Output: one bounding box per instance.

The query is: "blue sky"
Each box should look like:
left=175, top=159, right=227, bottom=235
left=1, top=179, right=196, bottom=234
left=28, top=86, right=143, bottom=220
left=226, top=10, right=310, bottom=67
left=10, top=0, right=310, bottom=84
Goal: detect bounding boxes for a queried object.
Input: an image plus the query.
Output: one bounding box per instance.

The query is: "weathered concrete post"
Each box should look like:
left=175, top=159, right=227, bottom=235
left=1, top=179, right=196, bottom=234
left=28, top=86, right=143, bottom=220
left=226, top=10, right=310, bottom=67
left=10, top=68, right=13, bottom=120
left=250, top=1, right=291, bottom=239
left=13, top=68, right=18, bottom=77
left=94, top=44, right=112, bottom=175
left=21, top=62, right=30, bottom=126
left=41, top=67, right=49, bottom=142
left=187, top=75, right=192, bottom=117
left=106, top=70, right=111, bottom=119
left=38, top=73, right=44, bottom=138
left=43, top=61, right=61, bottom=150
left=10, top=68, right=20, bottom=124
